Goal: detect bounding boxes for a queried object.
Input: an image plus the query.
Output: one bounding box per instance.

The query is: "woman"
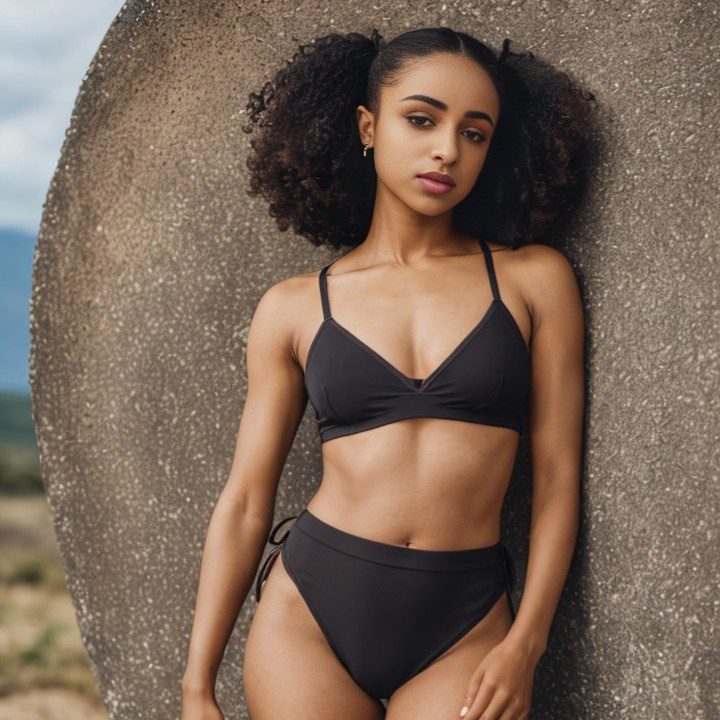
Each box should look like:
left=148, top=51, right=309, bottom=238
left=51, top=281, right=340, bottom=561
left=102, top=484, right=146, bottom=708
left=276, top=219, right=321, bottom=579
left=181, top=27, right=593, bottom=720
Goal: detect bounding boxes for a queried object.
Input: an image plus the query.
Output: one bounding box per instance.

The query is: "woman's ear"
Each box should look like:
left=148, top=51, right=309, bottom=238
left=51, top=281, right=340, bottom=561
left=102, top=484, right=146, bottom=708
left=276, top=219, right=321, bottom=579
left=356, top=104, right=374, bottom=145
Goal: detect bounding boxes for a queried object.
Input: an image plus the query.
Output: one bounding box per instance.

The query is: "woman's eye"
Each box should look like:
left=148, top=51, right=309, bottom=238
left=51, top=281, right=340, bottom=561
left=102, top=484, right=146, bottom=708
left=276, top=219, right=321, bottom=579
left=464, top=130, right=486, bottom=144
left=407, top=115, right=432, bottom=127
left=407, top=116, right=486, bottom=144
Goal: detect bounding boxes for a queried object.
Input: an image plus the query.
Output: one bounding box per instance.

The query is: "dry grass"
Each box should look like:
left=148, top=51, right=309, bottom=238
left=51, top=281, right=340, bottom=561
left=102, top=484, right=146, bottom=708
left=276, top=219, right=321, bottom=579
left=0, top=495, right=108, bottom=719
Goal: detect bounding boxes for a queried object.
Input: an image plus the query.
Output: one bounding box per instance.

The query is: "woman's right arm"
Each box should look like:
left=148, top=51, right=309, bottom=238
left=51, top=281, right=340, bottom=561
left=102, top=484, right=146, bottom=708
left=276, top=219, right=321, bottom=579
left=181, top=278, right=309, bottom=712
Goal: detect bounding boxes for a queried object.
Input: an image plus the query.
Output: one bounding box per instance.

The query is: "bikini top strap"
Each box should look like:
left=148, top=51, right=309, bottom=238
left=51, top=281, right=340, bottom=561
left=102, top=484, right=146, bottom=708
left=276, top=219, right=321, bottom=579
left=319, top=263, right=334, bottom=319
left=479, top=238, right=501, bottom=301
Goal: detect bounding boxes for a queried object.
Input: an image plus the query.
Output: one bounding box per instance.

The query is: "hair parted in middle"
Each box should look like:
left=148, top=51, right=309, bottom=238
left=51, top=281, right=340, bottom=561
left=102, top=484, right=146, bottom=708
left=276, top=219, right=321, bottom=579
left=243, top=26, right=597, bottom=250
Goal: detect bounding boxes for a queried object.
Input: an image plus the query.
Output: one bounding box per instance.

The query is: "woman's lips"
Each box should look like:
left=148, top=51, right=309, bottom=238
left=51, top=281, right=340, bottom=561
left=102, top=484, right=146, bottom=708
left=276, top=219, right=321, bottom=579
left=417, top=176, right=455, bottom=194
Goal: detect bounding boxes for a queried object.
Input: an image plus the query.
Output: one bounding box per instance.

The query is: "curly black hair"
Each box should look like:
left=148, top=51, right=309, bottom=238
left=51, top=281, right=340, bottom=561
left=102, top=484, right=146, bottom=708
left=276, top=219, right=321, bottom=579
left=242, top=27, right=598, bottom=250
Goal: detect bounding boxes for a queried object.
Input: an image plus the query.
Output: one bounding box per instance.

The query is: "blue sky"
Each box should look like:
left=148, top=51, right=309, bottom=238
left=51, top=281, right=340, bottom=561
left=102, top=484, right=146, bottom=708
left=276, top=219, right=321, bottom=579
left=0, top=0, right=124, bottom=391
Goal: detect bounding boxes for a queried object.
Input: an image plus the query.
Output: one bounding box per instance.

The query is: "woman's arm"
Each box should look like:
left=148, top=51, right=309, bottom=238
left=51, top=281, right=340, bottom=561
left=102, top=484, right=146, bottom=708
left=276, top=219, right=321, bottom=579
left=181, top=278, right=308, bottom=697
left=461, top=244, right=585, bottom=720
left=504, top=243, right=585, bottom=661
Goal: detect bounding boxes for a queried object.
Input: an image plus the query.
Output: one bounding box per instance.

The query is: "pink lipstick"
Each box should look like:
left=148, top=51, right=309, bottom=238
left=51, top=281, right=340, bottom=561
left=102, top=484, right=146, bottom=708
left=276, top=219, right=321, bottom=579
left=417, top=171, right=455, bottom=195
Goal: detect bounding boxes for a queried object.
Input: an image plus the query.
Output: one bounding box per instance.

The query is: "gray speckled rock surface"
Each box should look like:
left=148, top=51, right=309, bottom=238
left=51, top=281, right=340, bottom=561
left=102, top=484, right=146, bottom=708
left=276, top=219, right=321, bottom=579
left=29, top=1, right=719, bottom=718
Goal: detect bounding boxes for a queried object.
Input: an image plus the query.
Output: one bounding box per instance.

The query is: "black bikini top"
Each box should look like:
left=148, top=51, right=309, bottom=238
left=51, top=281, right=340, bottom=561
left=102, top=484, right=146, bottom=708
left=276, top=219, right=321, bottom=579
left=304, top=238, right=530, bottom=443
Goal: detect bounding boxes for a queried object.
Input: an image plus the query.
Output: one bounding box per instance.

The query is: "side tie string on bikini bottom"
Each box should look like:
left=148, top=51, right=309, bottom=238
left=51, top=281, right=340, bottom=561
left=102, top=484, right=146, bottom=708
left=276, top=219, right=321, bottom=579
left=499, top=542, right=518, bottom=622
left=254, top=514, right=298, bottom=603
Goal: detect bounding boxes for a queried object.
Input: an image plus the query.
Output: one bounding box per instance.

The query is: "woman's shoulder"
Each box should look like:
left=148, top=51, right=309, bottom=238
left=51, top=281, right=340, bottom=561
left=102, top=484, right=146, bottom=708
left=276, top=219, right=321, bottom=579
left=255, top=264, right=331, bottom=324
left=516, top=242, right=576, bottom=285
left=498, top=241, right=575, bottom=283
left=488, top=241, right=579, bottom=319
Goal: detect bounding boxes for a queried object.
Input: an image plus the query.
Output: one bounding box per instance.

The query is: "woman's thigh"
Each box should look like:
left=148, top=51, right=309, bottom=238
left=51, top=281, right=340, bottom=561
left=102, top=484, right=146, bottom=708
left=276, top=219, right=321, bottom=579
left=243, top=552, right=386, bottom=720
left=385, top=592, right=513, bottom=720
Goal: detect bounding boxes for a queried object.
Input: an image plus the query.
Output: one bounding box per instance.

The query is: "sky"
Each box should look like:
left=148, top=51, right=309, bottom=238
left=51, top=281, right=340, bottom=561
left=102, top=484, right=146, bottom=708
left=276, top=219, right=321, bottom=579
left=0, top=0, right=126, bottom=234
left=0, top=0, right=125, bottom=390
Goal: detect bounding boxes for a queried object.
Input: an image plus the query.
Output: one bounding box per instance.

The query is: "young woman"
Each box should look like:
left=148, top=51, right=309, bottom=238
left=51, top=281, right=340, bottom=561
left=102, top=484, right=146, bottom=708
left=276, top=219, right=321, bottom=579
left=181, top=27, right=593, bottom=720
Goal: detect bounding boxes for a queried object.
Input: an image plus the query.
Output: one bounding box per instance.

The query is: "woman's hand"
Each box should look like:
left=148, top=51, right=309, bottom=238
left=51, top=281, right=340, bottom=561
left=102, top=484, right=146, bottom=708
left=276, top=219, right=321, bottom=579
left=457, top=637, right=538, bottom=720
left=181, top=684, right=224, bottom=720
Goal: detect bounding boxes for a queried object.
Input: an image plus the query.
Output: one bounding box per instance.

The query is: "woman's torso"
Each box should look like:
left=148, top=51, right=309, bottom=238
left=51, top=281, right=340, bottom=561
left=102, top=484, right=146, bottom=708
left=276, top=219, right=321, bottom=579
left=292, top=239, right=531, bottom=550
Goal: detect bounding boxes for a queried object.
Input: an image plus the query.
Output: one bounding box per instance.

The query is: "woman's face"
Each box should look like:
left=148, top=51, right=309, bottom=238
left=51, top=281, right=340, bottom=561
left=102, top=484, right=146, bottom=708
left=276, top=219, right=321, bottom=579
left=359, top=52, right=500, bottom=216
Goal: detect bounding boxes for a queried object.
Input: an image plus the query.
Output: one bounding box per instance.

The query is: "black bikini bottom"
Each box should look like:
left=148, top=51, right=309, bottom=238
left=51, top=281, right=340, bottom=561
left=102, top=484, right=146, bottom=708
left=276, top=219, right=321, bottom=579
left=254, top=508, right=517, bottom=703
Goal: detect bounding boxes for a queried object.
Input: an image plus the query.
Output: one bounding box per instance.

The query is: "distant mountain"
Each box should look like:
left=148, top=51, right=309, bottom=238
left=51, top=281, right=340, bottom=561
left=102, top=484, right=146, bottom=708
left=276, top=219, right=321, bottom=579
left=0, top=389, right=37, bottom=449
left=0, top=228, right=42, bottom=492
left=0, top=227, right=36, bottom=392
left=0, top=389, right=41, bottom=494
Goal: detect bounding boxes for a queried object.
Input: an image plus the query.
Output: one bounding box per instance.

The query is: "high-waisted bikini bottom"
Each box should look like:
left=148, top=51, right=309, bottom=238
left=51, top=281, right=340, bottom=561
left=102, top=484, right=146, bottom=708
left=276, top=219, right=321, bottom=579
left=254, top=508, right=517, bottom=703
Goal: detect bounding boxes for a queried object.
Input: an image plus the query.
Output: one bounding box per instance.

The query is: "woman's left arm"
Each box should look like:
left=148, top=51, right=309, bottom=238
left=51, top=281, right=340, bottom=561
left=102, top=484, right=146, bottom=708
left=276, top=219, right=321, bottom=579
left=462, top=244, right=585, bottom=720
left=505, top=243, right=585, bottom=660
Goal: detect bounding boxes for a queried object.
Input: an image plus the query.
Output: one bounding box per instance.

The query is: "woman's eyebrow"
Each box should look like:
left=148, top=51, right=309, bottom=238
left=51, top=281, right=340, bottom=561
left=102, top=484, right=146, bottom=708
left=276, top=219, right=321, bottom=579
left=399, top=94, right=494, bottom=127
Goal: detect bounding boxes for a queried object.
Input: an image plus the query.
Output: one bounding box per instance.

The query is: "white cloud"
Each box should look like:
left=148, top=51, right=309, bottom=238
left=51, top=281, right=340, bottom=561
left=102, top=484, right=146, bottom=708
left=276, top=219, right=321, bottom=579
left=0, top=0, right=127, bottom=234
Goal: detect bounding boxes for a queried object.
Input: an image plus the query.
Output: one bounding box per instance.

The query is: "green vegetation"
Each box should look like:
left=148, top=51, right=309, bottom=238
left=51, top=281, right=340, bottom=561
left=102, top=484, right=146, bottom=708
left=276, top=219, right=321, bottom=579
left=0, top=390, right=43, bottom=495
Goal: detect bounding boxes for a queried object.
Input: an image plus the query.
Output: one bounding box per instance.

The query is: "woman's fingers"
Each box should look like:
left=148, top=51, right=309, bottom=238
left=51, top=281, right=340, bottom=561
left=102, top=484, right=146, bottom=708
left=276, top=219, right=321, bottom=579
left=459, top=665, right=485, bottom=717
left=465, top=680, right=510, bottom=720
left=459, top=690, right=474, bottom=717
left=498, top=701, right=522, bottom=720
